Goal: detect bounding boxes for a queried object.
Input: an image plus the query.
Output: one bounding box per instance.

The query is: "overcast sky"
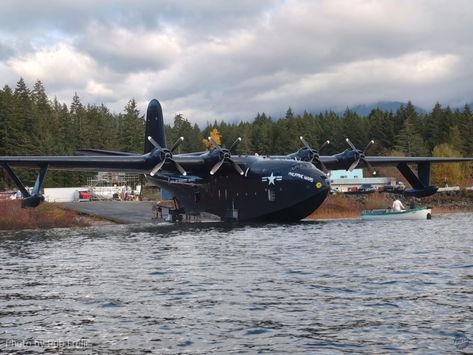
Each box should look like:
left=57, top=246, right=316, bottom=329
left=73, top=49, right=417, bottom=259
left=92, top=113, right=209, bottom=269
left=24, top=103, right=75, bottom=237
left=1, top=0, right=472, bottom=125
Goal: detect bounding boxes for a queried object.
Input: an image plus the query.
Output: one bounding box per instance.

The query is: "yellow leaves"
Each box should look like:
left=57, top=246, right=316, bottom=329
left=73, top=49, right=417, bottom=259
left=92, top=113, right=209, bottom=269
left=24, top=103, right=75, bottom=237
left=431, top=144, right=464, bottom=186
left=202, top=128, right=221, bottom=150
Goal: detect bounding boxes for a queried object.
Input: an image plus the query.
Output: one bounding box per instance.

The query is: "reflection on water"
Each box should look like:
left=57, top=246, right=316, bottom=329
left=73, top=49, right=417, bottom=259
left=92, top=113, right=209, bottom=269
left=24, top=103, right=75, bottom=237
left=1, top=214, right=472, bottom=353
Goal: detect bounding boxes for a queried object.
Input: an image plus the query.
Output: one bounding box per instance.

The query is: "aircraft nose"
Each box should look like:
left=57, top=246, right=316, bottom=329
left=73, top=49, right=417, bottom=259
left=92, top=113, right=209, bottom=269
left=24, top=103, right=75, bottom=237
left=312, top=169, right=329, bottom=190
left=315, top=173, right=330, bottom=190
left=293, top=163, right=330, bottom=192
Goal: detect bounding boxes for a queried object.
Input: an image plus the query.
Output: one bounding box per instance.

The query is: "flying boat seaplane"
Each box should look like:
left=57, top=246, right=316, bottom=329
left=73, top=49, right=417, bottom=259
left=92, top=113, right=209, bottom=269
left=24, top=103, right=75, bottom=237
left=1, top=99, right=472, bottom=222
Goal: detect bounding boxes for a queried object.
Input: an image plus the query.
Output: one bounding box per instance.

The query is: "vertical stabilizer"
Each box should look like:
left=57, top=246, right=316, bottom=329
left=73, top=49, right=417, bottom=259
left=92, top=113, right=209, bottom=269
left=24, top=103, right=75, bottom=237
left=144, top=99, right=166, bottom=153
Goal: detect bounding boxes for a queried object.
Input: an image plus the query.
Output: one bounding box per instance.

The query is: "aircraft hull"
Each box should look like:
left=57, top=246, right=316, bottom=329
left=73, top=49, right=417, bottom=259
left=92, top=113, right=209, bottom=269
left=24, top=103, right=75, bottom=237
left=148, top=160, right=330, bottom=222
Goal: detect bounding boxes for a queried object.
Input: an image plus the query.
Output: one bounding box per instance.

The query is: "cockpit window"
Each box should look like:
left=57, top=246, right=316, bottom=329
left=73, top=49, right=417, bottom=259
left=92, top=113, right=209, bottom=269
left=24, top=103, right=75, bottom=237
left=290, top=163, right=305, bottom=171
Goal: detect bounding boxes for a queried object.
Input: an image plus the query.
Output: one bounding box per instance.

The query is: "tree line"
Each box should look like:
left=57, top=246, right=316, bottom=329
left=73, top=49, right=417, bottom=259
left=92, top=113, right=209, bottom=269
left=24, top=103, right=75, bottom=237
left=1, top=79, right=472, bottom=188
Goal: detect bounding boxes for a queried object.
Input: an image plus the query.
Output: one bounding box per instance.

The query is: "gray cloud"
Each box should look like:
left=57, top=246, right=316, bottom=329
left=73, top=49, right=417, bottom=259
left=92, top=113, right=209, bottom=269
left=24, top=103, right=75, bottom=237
left=1, top=0, right=473, bottom=125
left=0, top=42, right=14, bottom=60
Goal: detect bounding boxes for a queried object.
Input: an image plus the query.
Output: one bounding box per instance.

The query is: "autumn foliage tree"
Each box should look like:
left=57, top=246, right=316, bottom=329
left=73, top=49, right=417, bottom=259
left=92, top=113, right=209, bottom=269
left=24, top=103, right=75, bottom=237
left=202, top=128, right=221, bottom=150
left=431, top=144, right=464, bottom=186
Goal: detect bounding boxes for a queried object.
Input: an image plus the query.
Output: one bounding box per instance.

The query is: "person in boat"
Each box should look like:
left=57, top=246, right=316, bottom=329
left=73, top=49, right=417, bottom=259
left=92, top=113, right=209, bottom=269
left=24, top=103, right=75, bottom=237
left=392, top=199, right=406, bottom=212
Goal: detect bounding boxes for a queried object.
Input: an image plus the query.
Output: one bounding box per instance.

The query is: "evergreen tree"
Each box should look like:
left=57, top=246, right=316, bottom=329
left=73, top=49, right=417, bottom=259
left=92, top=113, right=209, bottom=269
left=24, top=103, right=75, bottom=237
left=368, top=108, right=394, bottom=154
left=447, top=125, right=462, bottom=151
left=70, top=92, right=85, bottom=150
left=342, top=109, right=368, bottom=149
left=0, top=85, right=15, bottom=155
left=168, top=114, right=202, bottom=153
left=251, top=113, right=274, bottom=154
left=2, top=78, right=473, bottom=189
left=118, top=99, right=144, bottom=153
left=424, top=102, right=444, bottom=152
left=394, top=116, right=429, bottom=156
left=12, top=78, right=34, bottom=154
left=460, top=104, right=473, bottom=155
left=32, top=80, right=55, bottom=154
left=319, top=111, right=344, bottom=153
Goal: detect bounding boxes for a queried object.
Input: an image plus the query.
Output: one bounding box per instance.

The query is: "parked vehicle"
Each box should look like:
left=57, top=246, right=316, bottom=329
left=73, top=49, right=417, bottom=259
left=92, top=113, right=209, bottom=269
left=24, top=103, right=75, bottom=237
left=359, top=184, right=376, bottom=193
left=381, top=181, right=405, bottom=193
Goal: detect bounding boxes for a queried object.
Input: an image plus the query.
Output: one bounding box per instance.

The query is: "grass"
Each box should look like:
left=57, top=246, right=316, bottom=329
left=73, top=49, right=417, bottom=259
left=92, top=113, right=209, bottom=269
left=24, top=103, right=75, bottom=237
left=308, top=193, right=393, bottom=219
left=0, top=200, right=91, bottom=230
left=308, top=190, right=473, bottom=220
left=308, top=194, right=363, bottom=219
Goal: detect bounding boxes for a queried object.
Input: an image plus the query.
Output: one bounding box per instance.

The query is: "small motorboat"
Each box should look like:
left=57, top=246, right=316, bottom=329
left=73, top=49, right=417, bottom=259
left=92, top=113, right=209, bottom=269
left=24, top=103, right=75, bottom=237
left=361, top=207, right=432, bottom=220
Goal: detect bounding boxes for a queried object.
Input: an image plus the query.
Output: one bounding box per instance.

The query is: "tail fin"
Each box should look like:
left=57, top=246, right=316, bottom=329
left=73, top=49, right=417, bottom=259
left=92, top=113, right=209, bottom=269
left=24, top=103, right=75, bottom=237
left=144, top=99, right=166, bottom=153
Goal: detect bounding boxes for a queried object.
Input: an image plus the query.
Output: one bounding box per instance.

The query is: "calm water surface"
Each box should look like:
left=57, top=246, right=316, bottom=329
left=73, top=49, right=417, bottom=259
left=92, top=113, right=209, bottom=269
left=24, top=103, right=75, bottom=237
left=1, top=213, right=472, bottom=354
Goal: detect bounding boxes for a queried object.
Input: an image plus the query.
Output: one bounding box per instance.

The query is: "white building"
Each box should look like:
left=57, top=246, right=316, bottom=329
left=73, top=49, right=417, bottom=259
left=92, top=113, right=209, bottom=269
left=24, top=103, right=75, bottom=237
left=329, top=169, right=394, bottom=193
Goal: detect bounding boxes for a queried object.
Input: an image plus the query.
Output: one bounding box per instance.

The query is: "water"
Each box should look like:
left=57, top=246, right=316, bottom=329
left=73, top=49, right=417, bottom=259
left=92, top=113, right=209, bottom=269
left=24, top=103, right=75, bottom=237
left=1, top=214, right=472, bottom=354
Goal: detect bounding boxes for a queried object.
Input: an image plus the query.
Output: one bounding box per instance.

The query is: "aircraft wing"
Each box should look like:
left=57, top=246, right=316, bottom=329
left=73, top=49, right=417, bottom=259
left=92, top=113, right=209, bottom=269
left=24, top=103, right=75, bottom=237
left=0, top=155, right=149, bottom=173
left=0, top=154, right=207, bottom=174
left=318, top=153, right=473, bottom=171
left=319, top=153, right=473, bottom=198
left=363, top=156, right=473, bottom=166
left=75, top=148, right=140, bottom=156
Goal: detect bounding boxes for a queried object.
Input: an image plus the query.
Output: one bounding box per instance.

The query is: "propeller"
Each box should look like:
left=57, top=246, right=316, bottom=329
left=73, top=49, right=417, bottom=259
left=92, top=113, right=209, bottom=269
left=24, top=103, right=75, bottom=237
left=148, top=136, right=187, bottom=176
left=345, top=138, right=377, bottom=175
left=208, top=137, right=244, bottom=176
left=299, top=136, right=330, bottom=173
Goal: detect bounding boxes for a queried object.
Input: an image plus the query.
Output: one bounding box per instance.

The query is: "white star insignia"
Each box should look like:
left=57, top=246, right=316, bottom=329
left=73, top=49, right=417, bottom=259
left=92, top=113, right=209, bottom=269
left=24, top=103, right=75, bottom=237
left=262, top=172, right=283, bottom=186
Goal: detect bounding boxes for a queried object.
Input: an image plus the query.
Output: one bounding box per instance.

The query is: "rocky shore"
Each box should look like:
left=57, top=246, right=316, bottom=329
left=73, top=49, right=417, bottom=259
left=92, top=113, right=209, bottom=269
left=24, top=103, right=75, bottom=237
left=308, top=190, right=473, bottom=220
left=1, top=190, right=472, bottom=230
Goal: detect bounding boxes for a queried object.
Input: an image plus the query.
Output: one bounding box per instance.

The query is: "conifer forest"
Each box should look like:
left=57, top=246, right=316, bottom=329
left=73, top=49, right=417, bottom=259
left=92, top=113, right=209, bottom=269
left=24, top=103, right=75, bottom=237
left=1, top=79, right=472, bottom=188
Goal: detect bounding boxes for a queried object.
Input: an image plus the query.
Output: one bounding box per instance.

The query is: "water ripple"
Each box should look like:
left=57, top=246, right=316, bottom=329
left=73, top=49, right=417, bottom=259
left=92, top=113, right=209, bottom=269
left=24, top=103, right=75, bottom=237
left=1, top=214, right=472, bottom=353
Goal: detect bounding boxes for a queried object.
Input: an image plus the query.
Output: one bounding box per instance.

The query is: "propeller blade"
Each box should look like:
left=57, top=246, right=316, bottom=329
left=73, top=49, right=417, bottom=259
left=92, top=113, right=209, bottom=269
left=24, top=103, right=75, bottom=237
left=229, top=137, right=242, bottom=152
left=172, top=159, right=187, bottom=176
left=363, top=140, right=375, bottom=154
left=299, top=136, right=311, bottom=149
left=363, top=159, right=377, bottom=176
left=345, top=138, right=357, bottom=151
left=319, top=160, right=329, bottom=174
left=208, top=137, right=220, bottom=149
left=170, top=136, right=184, bottom=152
left=150, top=159, right=166, bottom=176
left=319, top=140, right=330, bottom=152
left=345, top=138, right=375, bottom=173
left=148, top=136, right=162, bottom=150
left=206, top=137, right=245, bottom=176
left=348, top=159, right=360, bottom=172
left=229, top=158, right=244, bottom=175
left=210, top=159, right=225, bottom=175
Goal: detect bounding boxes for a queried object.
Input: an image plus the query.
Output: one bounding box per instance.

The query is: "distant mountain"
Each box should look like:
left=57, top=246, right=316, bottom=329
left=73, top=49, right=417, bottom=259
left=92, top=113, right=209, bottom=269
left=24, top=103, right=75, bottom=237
left=347, top=101, right=426, bottom=116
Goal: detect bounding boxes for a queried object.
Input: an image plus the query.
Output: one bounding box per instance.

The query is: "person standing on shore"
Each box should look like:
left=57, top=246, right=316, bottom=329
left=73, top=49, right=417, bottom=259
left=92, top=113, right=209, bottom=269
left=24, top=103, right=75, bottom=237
left=444, top=177, right=449, bottom=187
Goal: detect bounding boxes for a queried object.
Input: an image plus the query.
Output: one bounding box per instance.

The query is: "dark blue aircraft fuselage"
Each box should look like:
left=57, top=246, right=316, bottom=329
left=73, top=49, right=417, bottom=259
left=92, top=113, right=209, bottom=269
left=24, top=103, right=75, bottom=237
left=147, top=157, right=330, bottom=221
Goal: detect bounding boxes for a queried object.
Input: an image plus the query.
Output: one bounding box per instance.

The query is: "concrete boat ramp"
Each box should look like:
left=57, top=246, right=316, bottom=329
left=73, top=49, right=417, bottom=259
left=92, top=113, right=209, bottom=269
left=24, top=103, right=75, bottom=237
left=59, top=201, right=219, bottom=224
left=59, top=201, right=159, bottom=224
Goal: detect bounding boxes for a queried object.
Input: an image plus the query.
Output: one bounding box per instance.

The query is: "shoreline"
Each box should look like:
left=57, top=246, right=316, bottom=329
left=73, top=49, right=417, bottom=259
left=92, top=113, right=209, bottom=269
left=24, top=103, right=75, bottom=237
left=0, top=200, right=113, bottom=232
left=1, top=191, right=472, bottom=230
left=307, top=190, right=473, bottom=220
